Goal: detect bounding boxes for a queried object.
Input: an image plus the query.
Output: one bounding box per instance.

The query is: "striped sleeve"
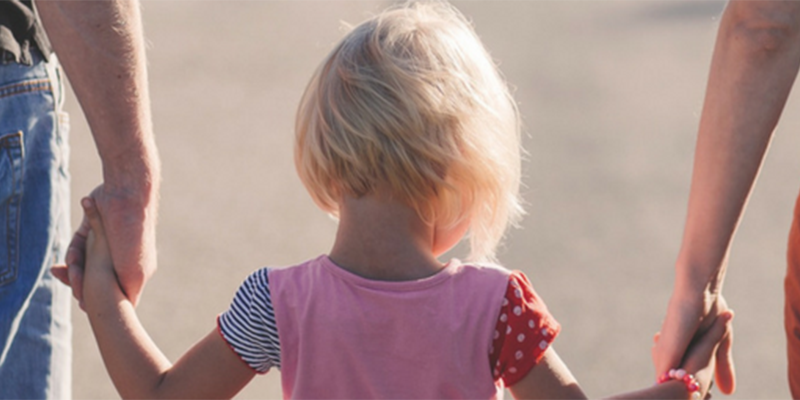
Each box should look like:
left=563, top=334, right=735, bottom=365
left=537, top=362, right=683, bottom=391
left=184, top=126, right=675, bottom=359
left=217, top=268, right=281, bottom=373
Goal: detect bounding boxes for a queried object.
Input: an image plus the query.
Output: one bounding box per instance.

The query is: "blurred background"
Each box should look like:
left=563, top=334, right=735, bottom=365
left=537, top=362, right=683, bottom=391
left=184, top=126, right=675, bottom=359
left=65, top=1, right=798, bottom=398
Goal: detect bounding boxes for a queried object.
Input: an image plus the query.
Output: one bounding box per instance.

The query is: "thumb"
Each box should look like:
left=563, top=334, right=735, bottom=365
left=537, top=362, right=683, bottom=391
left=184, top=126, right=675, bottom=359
left=681, top=310, right=734, bottom=374
left=714, top=323, right=736, bottom=394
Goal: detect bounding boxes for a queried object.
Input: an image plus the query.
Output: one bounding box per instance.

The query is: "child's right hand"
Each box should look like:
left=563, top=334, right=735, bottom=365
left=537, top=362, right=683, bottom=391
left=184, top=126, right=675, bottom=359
left=657, top=310, right=734, bottom=398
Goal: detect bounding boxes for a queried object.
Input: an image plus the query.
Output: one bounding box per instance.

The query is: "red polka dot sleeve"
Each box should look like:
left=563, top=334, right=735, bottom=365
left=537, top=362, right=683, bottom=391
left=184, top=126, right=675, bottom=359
left=489, top=270, right=561, bottom=387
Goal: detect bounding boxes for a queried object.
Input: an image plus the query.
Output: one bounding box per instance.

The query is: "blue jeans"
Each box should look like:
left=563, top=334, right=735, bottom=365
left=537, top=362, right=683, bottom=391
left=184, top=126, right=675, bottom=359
left=0, top=50, right=72, bottom=399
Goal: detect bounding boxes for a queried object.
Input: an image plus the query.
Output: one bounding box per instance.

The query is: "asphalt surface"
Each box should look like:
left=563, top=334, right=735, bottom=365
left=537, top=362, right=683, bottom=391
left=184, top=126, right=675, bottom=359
left=66, top=1, right=794, bottom=398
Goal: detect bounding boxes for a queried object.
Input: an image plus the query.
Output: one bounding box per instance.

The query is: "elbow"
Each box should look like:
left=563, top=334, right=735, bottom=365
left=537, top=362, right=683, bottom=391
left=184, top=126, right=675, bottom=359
left=722, top=1, right=800, bottom=55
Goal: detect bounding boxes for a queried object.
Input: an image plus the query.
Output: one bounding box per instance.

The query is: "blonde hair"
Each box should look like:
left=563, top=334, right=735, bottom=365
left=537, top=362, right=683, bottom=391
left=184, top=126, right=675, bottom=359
left=295, top=1, right=523, bottom=262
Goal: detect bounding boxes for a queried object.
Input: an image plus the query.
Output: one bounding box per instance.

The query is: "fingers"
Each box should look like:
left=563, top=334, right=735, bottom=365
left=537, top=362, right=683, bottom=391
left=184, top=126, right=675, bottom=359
left=50, top=265, right=70, bottom=286
left=714, top=324, right=736, bottom=394
left=81, top=196, right=105, bottom=237
left=682, top=311, right=734, bottom=374
left=60, top=211, right=91, bottom=306
left=55, top=193, right=117, bottom=311
left=68, top=259, right=86, bottom=311
left=50, top=265, right=84, bottom=311
left=65, top=213, right=89, bottom=275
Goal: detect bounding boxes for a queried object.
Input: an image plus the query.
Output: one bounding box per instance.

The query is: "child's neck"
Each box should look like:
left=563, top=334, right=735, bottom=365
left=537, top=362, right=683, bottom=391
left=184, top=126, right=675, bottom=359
left=328, top=193, right=445, bottom=282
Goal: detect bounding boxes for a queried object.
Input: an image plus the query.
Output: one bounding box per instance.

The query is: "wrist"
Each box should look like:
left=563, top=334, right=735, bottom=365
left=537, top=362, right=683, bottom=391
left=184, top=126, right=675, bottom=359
left=84, top=271, right=127, bottom=314
left=673, top=257, right=725, bottom=313
left=657, top=369, right=702, bottom=400
left=674, top=248, right=727, bottom=295
left=102, top=156, right=161, bottom=200
left=100, top=134, right=161, bottom=191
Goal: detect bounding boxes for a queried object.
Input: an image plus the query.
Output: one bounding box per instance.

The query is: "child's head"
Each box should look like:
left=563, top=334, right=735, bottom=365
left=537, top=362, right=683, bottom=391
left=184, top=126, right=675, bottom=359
left=295, top=1, right=523, bottom=262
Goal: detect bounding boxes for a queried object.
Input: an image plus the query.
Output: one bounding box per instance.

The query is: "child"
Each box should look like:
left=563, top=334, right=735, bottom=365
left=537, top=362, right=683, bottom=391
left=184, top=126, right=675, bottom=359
left=64, top=2, right=733, bottom=399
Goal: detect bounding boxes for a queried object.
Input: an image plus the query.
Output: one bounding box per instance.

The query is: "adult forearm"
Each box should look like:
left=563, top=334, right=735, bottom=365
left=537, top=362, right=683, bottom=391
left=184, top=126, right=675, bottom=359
left=37, top=0, right=160, bottom=304
left=676, top=0, right=800, bottom=296
left=36, top=0, right=160, bottom=192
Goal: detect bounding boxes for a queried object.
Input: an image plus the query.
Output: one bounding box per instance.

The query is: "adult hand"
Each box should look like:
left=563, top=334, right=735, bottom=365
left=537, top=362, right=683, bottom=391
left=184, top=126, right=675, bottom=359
left=653, top=292, right=735, bottom=394
left=670, top=309, right=734, bottom=399
left=53, top=183, right=157, bottom=307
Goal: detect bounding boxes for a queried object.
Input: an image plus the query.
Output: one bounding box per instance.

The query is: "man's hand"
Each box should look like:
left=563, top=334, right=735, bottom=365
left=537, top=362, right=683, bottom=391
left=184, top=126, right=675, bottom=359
left=52, top=183, right=157, bottom=307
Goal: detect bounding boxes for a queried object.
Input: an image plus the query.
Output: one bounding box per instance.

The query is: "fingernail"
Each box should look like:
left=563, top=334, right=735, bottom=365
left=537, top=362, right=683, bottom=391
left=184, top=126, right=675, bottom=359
left=81, top=197, right=91, bottom=209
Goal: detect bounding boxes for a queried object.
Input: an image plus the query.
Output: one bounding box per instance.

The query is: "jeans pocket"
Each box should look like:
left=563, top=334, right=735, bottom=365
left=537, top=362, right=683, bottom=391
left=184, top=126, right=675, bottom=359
left=0, top=131, right=23, bottom=286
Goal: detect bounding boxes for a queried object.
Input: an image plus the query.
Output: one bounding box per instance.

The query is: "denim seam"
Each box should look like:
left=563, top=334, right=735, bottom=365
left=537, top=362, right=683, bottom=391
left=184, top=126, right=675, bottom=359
left=0, top=132, right=23, bottom=287
left=0, top=79, right=52, bottom=100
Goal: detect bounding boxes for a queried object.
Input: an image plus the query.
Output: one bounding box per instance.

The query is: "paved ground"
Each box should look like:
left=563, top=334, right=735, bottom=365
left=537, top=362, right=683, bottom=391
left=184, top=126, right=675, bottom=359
left=66, top=1, right=796, bottom=398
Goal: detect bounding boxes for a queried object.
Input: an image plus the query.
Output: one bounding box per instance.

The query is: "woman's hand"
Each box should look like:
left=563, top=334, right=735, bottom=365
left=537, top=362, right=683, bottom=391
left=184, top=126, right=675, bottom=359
left=655, top=309, right=734, bottom=398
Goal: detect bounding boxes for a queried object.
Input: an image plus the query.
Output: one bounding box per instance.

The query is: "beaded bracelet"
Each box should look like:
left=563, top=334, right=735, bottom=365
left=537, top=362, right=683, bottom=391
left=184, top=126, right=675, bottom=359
left=657, top=368, right=702, bottom=400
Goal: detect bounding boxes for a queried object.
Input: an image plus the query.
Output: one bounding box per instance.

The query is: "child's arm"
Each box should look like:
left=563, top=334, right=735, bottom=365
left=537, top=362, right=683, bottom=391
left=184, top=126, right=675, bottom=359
left=509, top=310, right=732, bottom=400
left=81, top=198, right=256, bottom=399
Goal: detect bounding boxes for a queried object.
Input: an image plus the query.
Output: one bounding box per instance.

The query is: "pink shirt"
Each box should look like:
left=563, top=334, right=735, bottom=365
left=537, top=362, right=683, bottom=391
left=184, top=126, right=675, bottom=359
left=270, top=255, right=509, bottom=399
left=218, top=255, right=561, bottom=399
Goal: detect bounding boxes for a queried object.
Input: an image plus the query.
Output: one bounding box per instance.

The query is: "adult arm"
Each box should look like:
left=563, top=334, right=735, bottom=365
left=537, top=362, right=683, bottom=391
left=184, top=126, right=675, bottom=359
left=37, top=0, right=161, bottom=306
left=653, top=0, right=800, bottom=393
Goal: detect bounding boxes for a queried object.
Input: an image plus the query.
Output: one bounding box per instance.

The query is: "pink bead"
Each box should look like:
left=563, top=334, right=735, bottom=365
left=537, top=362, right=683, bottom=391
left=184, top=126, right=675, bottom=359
left=656, top=368, right=700, bottom=397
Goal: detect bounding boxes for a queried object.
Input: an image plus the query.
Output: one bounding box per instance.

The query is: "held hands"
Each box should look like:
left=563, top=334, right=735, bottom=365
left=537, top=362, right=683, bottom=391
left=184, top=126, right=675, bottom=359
left=83, top=197, right=119, bottom=284
left=52, top=183, right=157, bottom=308
left=53, top=197, right=123, bottom=309
left=659, top=310, right=734, bottom=399
left=653, top=292, right=735, bottom=395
